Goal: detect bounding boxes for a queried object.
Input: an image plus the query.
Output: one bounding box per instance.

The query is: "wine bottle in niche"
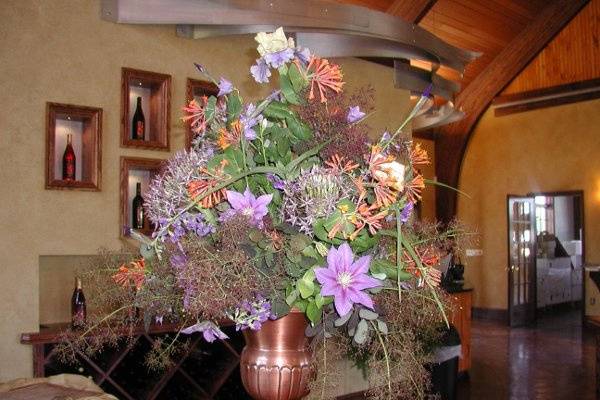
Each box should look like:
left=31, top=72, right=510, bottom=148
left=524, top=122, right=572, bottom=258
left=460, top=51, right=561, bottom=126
left=131, top=96, right=145, bottom=140
left=62, top=133, right=76, bottom=181
left=71, top=277, right=86, bottom=329
left=132, top=182, right=145, bottom=230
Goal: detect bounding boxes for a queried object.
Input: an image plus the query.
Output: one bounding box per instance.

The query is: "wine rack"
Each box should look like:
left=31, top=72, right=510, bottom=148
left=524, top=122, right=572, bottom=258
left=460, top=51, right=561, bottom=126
left=120, top=157, right=165, bottom=238
left=45, top=102, right=102, bottom=191
left=21, top=323, right=251, bottom=400
left=185, top=78, right=218, bottom=149
left=121, top=68, right=171, bottom=151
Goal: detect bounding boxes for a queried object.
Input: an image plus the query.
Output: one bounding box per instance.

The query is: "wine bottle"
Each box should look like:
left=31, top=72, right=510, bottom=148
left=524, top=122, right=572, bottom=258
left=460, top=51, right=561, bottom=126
left=71, top=277, right=86, bottom=329
left=62, top=133, right=76, bottom=181
left=132, top=182, right=145, bottom=229
left=131, top=96, right=145, bottom=140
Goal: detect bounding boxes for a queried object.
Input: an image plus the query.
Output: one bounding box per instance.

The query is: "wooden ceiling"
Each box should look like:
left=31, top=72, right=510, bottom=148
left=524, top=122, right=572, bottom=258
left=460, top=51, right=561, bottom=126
left=335, top=0, right=550, bottom=87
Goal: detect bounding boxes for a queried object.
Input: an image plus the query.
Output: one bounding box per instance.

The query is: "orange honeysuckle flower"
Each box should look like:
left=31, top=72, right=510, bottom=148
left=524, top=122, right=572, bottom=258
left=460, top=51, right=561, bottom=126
left=325, top=154, right=359, bottom=174
left=217, top=120, right=243, bottom=150
left=182, top=97, right=208, bottom=135
left=307, top=57, right=344, bottom=103
left=112, top=258, right=146, bottom=290
left=405, top=172, right=425, bottom=204
left=410, top=143, right=430, bottom=165
left=188, top=179, right=227, bottom=209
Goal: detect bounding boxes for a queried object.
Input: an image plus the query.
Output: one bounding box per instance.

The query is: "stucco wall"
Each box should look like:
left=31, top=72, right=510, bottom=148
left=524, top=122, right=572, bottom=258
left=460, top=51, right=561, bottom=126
left=0, top=0, right=410, bottom=380
left=457, top=99, right=600, bottom=310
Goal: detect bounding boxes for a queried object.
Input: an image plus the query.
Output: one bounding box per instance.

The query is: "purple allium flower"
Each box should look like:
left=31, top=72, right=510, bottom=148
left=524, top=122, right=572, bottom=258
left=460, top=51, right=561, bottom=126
left=169, top=252, right=187, bottom=270
left=230, top=295, right=273, bottom=331
left=315, top=243, right=381, bottom=316
left=400, top=202, right=414, bottom=223
left=264, top=48, right=295, bottom=69
left=294, top=47, right=311, bottom=64
left=250, top=58, right=271, bottom=84
left=267, top=173, right=285, bottom=190
left=225, top=187, right=273, bottom=228
left=181, top=321, right=229, bottom=343
left=240, top=103, right=262, bottom=141
left=347, top=106, right=366, bottom=123
left=217, top=77, right=234, bottom=97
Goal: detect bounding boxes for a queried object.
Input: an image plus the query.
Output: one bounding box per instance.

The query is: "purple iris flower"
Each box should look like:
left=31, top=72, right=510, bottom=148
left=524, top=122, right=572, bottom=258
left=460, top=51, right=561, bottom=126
left=240, top=103, right=262, bottom=140
left=347, top=106, right=366, bottom=123
left=266, top=173, right=285, bottom=190
left=264, top=48, right=295, bottom=69
left=250, top=58, right=272, bottom=84
left=294, top=47, right=311, bottom=64
left=181, top=321, right=229, bottom=343
left=400, top=202, right=414, bottom=223
left=315, top=243, right=381, bottom=317
left=217, top=77, right=233, bottom=97
left=225, top=187, right=273, bottom=228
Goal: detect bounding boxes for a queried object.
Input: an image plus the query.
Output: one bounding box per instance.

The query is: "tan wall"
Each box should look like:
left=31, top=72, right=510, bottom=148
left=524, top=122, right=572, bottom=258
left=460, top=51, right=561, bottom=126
left=457, top=98, right=600, bottom=310
left=0, top=1, right=410, bottom=380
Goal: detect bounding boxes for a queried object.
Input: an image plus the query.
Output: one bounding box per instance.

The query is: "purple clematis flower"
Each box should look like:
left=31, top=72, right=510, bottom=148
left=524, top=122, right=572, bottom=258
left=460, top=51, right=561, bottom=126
left=225, top=187, right=273, bottom=228
left=264, top=48, right=295, bottom=69
left=250, top=58, right=272, bottom=84
left=347, top=106, right=366, bottom=123
left=181, top=321, right=229, bottom=343
left=315, top=243, right=381, bottom=316
left=217, top=77, right=233, bottom=97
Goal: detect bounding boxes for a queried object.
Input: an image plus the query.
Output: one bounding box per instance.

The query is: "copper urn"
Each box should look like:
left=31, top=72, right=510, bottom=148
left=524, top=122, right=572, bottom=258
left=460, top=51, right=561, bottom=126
left=240, top=309, right=313, bottom=400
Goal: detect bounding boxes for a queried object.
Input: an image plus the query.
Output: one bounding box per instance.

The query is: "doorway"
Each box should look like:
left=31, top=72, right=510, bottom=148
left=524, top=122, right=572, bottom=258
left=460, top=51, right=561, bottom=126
left=507, top=191, right=584, bottom=327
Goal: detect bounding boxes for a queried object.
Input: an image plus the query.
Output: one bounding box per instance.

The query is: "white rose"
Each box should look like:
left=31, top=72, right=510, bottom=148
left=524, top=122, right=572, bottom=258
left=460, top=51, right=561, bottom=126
left=255, top=27, right=294, bottom=57
left=374, top=160, right=406, bottom=191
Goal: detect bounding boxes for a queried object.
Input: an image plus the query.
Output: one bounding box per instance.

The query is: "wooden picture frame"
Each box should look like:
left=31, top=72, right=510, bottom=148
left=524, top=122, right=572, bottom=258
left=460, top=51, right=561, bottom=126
left=45, top=102, right=102, bottom=191
left=120, top=156, right=165, bottom=238
left=121, top=67, right=171, bottom=151
left=185, top=78, right=218, bottom=149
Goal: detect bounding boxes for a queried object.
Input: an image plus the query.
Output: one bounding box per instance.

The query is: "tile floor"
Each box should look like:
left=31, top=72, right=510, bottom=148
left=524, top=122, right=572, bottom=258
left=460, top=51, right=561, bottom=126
left=457, top=309, right=596, bottom=400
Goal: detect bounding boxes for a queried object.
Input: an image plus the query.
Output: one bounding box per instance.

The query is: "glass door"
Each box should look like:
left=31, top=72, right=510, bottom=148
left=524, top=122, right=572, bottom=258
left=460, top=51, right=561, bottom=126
left=507, top=196, right=536, bottom=327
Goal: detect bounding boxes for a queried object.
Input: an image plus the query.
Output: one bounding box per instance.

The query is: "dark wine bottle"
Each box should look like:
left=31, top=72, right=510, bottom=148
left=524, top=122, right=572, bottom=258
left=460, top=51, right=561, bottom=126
left=131, top=96, right=145, bottom=140
left=71, top=277, right=86, bottom=329
left=132, top=182, right=145, bottom=229
left=62, top=133, right=76, bottom=181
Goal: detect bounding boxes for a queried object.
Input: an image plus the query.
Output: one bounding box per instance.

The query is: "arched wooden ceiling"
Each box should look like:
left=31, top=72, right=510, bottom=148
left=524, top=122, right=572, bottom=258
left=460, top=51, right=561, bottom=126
left=335, top=0, right=591, bottom=222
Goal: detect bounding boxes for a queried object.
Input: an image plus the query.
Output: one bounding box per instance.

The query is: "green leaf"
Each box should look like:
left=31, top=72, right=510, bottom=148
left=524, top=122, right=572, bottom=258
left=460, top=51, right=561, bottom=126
left=276, top=136, right=291, bottom=157
left=315, top=242, right=329, bottom=257
left=297, top=279, right=315, bottom=299
left=204, top=96, right=217, bottom=122
left=140, top=244, right=155, bottom=261
left=354, top=319, right=369, bottom=344
left=334, top=311, right=352, bottom=327
left=288, top=63, right=307, bottom=93
left=314, top=293, right=325, bottom=308
left=226, top=92, right=242, bottom=122
left=286, top=289, right=299, bottom=306
left=370, top=259, right=412, bottom=281
left=263, top=101, right=293, bottom=120
left=279, top=72, right=300, bottom=105
left=359, top=309, right=379, bottom=321
left=306, top=301, right=321, bottom=324
left=301, top=245, right=321, bottom=260
left=377, top=320, right=389, bottom=335
left=293, top=299, right=308, bottom=312
left=302, top=268, right=315, bottom=282
left=272, top=301, right=291, bottom=318
left=287, top=117, right=312, bottom=141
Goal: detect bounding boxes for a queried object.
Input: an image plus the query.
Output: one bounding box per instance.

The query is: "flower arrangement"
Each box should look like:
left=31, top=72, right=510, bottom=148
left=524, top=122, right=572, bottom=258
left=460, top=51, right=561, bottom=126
left=62, top=28, right=470, bottom=399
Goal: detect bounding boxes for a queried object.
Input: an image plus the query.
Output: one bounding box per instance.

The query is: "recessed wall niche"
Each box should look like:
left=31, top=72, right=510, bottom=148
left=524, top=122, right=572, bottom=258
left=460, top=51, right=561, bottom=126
left=120, top=157, right=164, bottom=238
left=121, top=67, right=171, bottom=150
left=45, top=102, right=102, bottom=191
left=185, top=78, right=218, bottom=149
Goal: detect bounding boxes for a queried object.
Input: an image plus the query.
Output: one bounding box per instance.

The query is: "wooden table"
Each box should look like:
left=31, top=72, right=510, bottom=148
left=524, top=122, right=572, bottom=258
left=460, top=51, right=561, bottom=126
left=447, top=287, right=473, bottom=374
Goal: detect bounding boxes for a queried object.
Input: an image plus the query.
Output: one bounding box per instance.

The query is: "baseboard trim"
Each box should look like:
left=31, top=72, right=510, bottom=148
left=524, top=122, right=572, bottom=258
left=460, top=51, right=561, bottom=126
left=472, top=307, right=508, bottom=323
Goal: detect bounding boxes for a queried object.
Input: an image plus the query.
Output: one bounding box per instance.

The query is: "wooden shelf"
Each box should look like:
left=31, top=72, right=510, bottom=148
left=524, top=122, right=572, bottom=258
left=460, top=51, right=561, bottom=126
left=45, top=102, right=102, bottom=191
left=121, top=68, right=171, bottom=151
left=120, top=157, right=164, bottom=238
left=185, top=78, right=218, bottom=149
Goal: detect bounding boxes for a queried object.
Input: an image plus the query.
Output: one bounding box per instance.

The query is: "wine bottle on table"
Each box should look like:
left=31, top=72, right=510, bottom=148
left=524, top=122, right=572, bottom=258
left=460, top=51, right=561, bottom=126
left=62, top=133, right=76, bottom=181
left=71, top=277, right=86, bottom=329
left=131, top=96, right=145, bottom=140
left=132, top=182, right=145, bottom=230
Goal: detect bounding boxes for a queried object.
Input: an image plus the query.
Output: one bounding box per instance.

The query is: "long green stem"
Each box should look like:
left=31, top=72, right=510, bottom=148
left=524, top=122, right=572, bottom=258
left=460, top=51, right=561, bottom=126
left=371, top=321, right=392, bottom=399
left=395, top=207, right=403, bottom=305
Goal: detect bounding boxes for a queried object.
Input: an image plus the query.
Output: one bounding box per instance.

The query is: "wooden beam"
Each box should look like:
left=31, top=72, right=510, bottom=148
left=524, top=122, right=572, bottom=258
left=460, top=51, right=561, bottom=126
left=434, top=0, right=590, bottom=223
left=387, top=0, right=437, bottom=23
